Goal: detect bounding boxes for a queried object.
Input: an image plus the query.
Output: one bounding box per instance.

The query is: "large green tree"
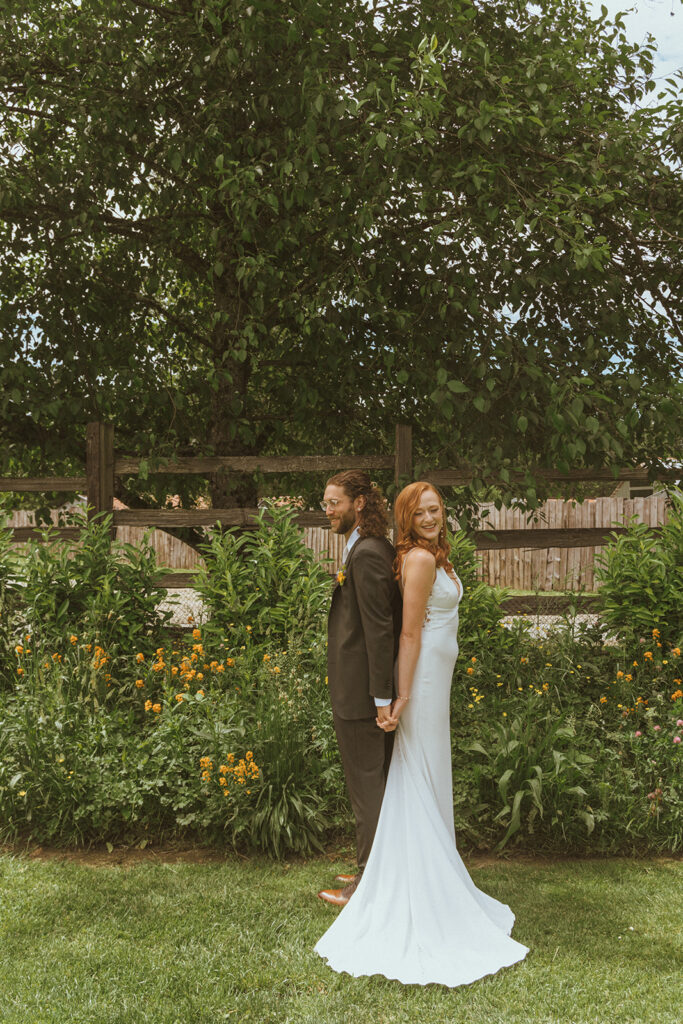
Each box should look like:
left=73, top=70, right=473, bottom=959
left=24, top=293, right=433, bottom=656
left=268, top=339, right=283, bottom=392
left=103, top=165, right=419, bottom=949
left=0, top=0, right=681, bottom=508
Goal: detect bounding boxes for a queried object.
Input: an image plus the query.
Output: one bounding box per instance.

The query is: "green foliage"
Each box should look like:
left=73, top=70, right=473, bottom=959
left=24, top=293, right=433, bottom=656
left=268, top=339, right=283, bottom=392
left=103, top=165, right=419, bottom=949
left=18, top=512, right=171, bottom=653
left=452, top=616, right=683, bottom=853
left=195, top=502, right=332, bottom=646
left=594, top=491, right=683, bottom=647
left=449, top=528, right=509, bottom=662
left=0, top=629, right=343, bottom=857
left=0, top=0, right=680, bottom=510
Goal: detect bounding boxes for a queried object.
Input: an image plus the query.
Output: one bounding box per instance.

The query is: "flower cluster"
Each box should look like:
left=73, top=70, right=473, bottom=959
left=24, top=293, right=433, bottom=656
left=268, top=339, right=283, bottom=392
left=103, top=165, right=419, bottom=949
left=200, top=751, right=261, bottom=795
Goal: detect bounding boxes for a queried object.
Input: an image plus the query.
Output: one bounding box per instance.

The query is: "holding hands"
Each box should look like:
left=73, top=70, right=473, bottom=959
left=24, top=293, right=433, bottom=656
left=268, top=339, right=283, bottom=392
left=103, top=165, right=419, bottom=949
left=376, top=695, right=409, bottom=732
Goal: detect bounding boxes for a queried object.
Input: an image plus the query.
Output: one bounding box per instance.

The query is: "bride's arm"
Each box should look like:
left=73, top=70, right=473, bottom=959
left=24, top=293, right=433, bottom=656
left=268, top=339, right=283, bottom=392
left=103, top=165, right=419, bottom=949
left=378, top=548, right=435, bottom=731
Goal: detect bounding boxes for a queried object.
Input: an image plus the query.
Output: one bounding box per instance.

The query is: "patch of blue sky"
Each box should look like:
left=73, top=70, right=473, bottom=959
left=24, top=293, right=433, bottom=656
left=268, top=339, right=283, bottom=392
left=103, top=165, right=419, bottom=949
left=588, top=0, right=683, bottom=82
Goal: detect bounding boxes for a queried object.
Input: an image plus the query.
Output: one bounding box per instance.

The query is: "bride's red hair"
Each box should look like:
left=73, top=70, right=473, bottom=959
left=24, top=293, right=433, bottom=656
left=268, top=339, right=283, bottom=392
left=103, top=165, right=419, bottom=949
left=393, top=481, right=454, bottom=581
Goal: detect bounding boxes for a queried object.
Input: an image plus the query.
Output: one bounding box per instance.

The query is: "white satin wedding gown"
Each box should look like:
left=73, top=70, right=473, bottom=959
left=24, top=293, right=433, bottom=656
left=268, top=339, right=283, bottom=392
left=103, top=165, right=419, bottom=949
left=315, top=566, right=529, bottom=986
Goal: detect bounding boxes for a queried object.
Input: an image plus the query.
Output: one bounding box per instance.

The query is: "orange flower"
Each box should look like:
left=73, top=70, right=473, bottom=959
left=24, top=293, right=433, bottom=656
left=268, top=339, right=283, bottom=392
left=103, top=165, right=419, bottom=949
left=226, top=658, right=235, bottom=667
left=144, top=699, right=152, bottom=711
left=136, top=653, right=145, bottom=663
left=135, top=679, right=144, bottom=689
left=466, top=667, right=474, bottom=675
left=192, top=628, right=201, bottom=640
left=152, top=703, right=161, bottom=713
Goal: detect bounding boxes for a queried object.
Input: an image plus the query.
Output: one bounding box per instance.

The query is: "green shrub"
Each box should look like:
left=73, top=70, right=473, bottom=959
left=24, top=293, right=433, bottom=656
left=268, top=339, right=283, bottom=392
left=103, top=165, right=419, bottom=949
left=0, top=628, right=345, bottom=855
left=594, top=490, right=683, bottom=648
left=18, top=511, right=171, bottom=653
left=449, top=528, right=510, bottom=663
left=194, top=502, right=332, bottom=648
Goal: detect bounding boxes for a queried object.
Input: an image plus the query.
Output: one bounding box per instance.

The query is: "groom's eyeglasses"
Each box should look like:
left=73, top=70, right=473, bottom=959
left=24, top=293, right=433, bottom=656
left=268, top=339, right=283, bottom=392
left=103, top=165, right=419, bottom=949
left=320, top=499, right=342, bottom=511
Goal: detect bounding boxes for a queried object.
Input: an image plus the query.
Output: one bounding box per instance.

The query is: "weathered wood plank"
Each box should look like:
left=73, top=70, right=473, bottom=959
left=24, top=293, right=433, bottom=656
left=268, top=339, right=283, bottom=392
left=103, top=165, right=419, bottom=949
left=0, top=477, right=87, bottom=492
left=86, top=422, right=101, bottom=519
left=500, top=594, right=599, bottom=614
left=429, top=467, right=680, bottom=486
left=155, top=572, right=200, bottom=589
left=394, top=424, right=413, bottom=488
left=473, top=526, right=661, bottom=551
left=113, top=509, right=331, bottom=528
left=114, top=454, right=395, bottom=475
left=10, top=527, right=81, bottom=542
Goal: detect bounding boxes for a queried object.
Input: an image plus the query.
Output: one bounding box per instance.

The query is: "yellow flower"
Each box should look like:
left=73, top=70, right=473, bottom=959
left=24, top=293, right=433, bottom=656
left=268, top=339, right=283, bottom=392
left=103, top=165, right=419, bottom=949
left=625, top=674, right=633, bottom=682
left=246, top=751, right=253, bottom=760
left=69, top=635, right=78, bottom=645
left=644, top=651, right=653, bottom=660
left=136, top=653, right=145, bottom=663
left=246, top=625, right=252, bottom=632
left=175, top=694, right=184, bottom=703
left=227, top=753, right=235, bottom=763
left=273, top=667, right=281, bottom=674
left=197, top=673, right=204, bottom=681
left=263, top=654, right=271, bottom=662
left=467, top=702, right=474, bottom=708
left=652, top=628, right=660, bottom=637
left=192, top=628, right=201, bottom=640
left=502, top=712, right=507, bottom=717
left=227, top=658, right=235, bottom=667
left=632, top=661, right=638, bottom=667
left=19, top=790, right=26, bottom=797
left=616, top=671, right=624, bottom=679
left=144, top=699, right=152, bottom=711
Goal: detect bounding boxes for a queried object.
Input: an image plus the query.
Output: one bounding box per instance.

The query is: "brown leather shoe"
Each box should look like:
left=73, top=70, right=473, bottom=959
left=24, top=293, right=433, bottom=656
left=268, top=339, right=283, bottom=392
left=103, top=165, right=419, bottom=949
left=334, top=873, right=357, bottom=884
left=317, top=888, right=350, bottom=907
left=318, top=878, right=359, bottom=907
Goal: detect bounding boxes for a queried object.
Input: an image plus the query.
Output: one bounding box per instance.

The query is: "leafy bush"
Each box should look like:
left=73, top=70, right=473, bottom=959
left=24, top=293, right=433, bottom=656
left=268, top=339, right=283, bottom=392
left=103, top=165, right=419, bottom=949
left=194, top=502, right=332, bottom=647
left=18, top=511, right=171, bottom=653
left=0, top=628, right=345, bottom=856
left=594, top=490, right=683, bottom=647
left=449, top=528, right=510, bottom=663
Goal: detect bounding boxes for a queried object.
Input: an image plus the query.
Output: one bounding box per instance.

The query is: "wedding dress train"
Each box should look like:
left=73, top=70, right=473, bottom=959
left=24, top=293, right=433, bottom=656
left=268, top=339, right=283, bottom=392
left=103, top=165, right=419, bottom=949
left=315, top=567, right=529, bottom=987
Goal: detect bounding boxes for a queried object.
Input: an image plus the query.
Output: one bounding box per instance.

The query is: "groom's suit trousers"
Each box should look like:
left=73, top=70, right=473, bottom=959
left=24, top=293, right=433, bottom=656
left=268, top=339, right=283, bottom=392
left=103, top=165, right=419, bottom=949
left=333, top=713, right=394, bottom=873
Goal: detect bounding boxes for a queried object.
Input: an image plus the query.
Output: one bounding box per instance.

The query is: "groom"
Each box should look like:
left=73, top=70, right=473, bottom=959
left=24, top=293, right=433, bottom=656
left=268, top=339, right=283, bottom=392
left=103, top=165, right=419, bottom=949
left=318, top=470, right=402, bottom=907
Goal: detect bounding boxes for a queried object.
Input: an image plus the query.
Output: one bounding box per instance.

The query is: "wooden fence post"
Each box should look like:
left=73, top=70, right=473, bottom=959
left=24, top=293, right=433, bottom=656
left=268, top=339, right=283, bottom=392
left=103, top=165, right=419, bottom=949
left=86, top=421, right=115, bottom=536
left=394, top=423, right=413, bottom=490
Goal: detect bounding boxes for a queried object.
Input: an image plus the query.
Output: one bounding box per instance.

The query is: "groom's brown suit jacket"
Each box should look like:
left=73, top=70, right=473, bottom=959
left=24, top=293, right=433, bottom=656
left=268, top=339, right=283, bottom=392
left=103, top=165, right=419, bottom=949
left=327, top=535, right=402, bottom=720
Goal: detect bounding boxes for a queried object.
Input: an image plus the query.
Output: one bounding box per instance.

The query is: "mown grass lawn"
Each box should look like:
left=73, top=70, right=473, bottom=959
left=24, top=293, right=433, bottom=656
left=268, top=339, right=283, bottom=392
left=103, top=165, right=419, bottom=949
left=0, top=850, right=680, bottom=1024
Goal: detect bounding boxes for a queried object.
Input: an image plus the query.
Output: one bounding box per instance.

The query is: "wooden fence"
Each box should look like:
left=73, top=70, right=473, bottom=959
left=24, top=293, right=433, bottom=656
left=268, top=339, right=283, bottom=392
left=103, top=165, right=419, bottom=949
left=1, top=421, right=679, bottom=612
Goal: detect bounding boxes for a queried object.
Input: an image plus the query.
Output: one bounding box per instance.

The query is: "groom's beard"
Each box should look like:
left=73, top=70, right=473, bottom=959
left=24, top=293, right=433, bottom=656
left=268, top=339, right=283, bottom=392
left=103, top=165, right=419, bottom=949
left=330, top=507, right=357, bottom=536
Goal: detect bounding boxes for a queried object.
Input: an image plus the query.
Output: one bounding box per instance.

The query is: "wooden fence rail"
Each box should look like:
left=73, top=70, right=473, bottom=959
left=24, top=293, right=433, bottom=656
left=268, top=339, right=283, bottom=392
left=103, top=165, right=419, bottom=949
left=1, top=422, right=678, bottom=610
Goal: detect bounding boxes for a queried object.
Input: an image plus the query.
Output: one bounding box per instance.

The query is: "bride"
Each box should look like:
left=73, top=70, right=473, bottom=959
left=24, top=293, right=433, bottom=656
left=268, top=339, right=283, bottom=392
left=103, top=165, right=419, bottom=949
left=315, top=481, right=529, bottom=987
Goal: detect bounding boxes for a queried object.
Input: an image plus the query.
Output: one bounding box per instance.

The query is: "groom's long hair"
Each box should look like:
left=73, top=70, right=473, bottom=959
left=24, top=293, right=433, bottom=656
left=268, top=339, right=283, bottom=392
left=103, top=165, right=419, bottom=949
left=326, top=470, right=390, bottom=539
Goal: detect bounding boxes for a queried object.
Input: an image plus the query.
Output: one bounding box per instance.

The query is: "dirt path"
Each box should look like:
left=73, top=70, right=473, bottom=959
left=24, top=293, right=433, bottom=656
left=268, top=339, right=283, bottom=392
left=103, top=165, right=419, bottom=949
left=2, top=841, right=680, bottom=870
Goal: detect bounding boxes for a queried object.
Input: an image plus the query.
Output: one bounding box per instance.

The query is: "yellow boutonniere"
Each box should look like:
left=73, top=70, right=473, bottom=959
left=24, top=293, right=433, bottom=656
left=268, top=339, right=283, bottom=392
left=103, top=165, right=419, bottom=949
left=337, top=566, right=347, bottom=586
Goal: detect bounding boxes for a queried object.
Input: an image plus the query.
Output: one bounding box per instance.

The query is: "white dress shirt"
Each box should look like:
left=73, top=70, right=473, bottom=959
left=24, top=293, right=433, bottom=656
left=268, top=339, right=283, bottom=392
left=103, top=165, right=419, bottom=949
left=343, top=527, right=392, bottom=708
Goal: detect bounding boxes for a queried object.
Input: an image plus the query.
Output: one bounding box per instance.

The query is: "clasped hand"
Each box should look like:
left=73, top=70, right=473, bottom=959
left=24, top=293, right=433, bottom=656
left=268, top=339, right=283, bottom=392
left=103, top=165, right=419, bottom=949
left=375, top=700, right=403, bottom=732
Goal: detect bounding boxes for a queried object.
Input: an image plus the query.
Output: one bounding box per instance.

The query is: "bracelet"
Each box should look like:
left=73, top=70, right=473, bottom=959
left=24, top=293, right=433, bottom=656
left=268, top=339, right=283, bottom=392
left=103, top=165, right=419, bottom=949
left=395, top=695, right=410, bottom=703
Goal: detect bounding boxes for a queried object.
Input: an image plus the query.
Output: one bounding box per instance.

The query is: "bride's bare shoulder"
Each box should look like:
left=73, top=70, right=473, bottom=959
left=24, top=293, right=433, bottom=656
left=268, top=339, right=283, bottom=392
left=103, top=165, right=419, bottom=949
left=403, top=547, right=436, bottom=577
